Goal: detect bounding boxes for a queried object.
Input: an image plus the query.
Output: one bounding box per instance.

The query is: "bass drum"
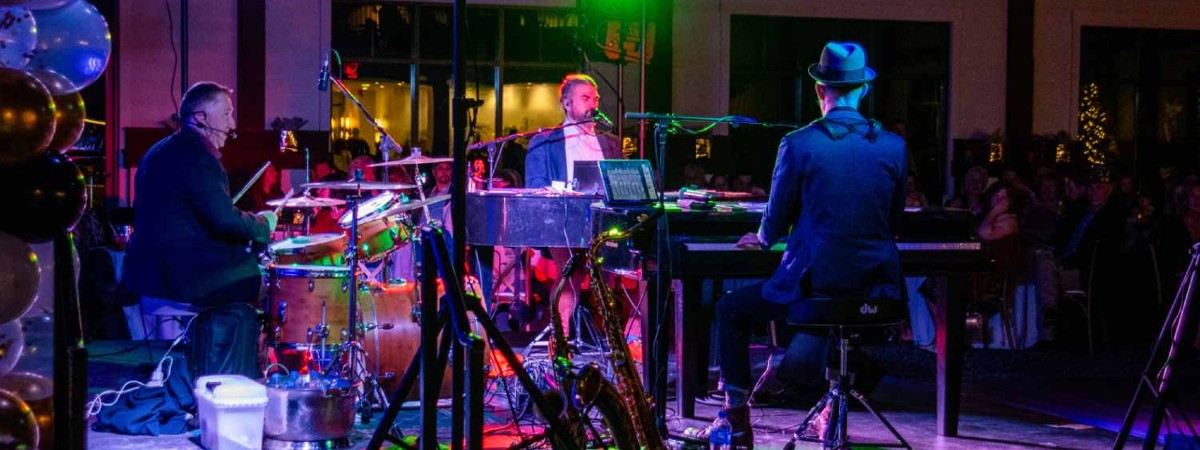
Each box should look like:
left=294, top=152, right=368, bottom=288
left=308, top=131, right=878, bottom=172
left=363, top=280, right=491, bottom=400
left=267, top=264, right=351, bottom=346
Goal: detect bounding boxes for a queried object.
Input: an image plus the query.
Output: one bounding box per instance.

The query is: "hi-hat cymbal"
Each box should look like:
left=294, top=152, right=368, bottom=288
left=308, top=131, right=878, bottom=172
left=301, top=180, right=417, bottom=191
left=370, top=155, right=453, bottom=167
left=266, top=196, right=346, bottom=208
left=381, top=194, right=451, bottom=216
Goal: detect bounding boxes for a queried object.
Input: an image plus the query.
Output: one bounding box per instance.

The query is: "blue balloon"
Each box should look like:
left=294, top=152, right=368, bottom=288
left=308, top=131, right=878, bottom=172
left=25, top=0, right=76, bottom=10
left=27, top=0, right=109, bottom=94
left=0, top=7, right=36, bottom=69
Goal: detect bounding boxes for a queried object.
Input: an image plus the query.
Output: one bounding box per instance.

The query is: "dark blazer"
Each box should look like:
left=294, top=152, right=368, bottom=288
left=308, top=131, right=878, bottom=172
left=759, top=107, right=907, bottom=303
left=525, top=127, right=622, bottom=188
left=123, top=128, right=272, bottom=306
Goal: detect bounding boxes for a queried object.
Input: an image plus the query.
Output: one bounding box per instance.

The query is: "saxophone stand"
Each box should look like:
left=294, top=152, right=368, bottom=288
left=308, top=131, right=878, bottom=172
left=522, top=251, right=609, bottom=360
left=1113, top=241, right=1200, bottom=449
left=368, top=225, right=583, bottom=450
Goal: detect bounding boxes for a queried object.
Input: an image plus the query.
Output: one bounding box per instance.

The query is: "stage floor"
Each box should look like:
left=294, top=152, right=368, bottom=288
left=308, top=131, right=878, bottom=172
left=86, top=339, right=1196, bottom=449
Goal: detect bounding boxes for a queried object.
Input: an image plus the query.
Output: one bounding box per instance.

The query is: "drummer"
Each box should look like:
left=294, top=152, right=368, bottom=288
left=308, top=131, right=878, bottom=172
left=525, top=73, right=623, bottom=331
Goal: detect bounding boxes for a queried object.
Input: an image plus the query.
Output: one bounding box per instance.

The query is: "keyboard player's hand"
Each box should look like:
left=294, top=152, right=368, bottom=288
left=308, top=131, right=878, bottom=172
left=736, top=232, right=763, bottom=250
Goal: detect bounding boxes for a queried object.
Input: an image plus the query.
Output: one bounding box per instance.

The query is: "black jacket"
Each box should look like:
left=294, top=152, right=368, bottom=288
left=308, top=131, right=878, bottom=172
left=123, top=128, right=271, bottom=305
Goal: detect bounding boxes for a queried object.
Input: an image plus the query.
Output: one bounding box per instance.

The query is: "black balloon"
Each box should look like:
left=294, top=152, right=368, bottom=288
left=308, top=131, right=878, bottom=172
left=0, top=150, right=86, bottom=242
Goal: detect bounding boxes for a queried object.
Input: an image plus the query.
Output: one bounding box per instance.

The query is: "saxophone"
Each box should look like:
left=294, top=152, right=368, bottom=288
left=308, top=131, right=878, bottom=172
left=541, top=212, right=666, bottom=449
left=584, top=217, right=667, bottom=450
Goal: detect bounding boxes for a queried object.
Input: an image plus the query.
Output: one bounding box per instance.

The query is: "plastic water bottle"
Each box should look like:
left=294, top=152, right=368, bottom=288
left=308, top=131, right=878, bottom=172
left=709, top=409, right=733, bottom=450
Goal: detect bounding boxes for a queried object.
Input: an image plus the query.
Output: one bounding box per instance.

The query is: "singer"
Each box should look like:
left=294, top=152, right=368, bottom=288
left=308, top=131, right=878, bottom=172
left=525, top=73, right=622, bottom=189
left=524, top=73, right=624, bottom=332
left=123, top=81, right=278, bottom=379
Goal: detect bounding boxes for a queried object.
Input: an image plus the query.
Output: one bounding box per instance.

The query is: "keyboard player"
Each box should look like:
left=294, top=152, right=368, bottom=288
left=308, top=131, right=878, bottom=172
left=525, top=73, right=623, bottom=331
left=697, top=42, right=908, bottom=447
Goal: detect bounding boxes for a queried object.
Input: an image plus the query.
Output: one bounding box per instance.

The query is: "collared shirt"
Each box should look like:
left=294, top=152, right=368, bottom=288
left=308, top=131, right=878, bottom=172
left=563, top=125, right=603, bottom=183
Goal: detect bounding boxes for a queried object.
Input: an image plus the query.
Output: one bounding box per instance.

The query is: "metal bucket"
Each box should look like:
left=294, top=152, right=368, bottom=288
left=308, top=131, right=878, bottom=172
left=262, top=376, right=358, bottom=449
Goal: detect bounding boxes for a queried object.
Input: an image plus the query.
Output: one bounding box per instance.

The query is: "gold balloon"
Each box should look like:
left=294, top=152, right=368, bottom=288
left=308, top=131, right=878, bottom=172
left=29, top=70, right=84, bottom=153
left=0, top=372, right=51, bottom=449
left=0, top=68, right=55, bottom=165
left=0, top=388, right=37, bottom=449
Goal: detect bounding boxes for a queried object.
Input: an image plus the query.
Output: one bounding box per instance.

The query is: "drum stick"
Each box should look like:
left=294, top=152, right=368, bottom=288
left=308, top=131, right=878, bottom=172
left=233, top=161, right=272, bottom=203
left=272, top=188, right=297, bottom=216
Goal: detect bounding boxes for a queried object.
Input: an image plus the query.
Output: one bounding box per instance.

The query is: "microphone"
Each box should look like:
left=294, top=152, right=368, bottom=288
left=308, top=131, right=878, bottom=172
left=194, top=121, right=238, bottom=140
left=318, top=55, right=330, bottom=92
left=591, top=108, right=614, bottom=128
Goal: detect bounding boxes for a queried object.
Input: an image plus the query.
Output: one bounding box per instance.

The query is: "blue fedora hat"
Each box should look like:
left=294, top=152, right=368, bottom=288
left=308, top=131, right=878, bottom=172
left=807, top=42, right=876, bottom=86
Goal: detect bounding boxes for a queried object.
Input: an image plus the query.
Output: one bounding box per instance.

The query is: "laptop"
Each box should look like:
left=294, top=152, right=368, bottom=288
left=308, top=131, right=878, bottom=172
left=598, top=159, right=658, bottom=205
left=572, top=160, right=604, bottom=195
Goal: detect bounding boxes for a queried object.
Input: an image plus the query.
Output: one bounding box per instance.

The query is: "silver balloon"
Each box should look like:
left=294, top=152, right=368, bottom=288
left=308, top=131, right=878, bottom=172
left=25, top=0, right=75, bottom=10
left=0, top=388, right=37, bottom=449
left=0, top=372, right=50, bottom=448
left=0, top=320, right=24, bottom=378
left=0, top=231, right=38, bottom=325
left=0, top=6, right=36, bottom=69
left=27, top=0, right=109, bottom=94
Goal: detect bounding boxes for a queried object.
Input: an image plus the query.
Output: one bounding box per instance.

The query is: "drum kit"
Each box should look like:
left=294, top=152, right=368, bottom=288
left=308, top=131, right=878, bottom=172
left=256, top=153, right=463, bottom=426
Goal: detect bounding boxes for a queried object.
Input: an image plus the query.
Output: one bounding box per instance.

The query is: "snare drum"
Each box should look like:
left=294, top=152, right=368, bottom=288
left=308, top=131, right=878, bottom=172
left=267, top=264, right=352, bottom=346
left=269, top=233, right=348, bottom=266
left=339, top=192, right=410, bottom=262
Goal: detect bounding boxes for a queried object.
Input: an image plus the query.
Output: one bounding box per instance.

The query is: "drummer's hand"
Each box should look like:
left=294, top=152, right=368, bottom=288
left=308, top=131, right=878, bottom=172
left=258, top=211, right=279, bottom=230
left=736, top=232, right=763, bottom=250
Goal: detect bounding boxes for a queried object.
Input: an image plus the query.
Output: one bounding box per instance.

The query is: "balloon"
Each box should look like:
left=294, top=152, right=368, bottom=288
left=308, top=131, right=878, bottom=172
left=0, top=7, right=36, bottom=69
left=15, top=313, right=49, bottom=374
left=29, top=70, right=84, bottom=152
left=0, top=232, right=38, bottom=325
left=0, top=150, right=86, bottom=242
left=26, top=0, right=75, bottom=10
left=0, top=320, right=24, bottom=378
left=0, top=372, right=51, bottom=448
left=27, top=0, right=109, bottom=94
left=0, top=67, right=55, bottom=164
left=0, top=1, right=30, bottom=7
left=0, top=388, right=37, bottom=448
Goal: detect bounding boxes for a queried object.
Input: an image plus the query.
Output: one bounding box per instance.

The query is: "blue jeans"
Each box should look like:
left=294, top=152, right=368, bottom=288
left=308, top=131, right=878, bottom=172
left=716, top=282, right=831, bottom=391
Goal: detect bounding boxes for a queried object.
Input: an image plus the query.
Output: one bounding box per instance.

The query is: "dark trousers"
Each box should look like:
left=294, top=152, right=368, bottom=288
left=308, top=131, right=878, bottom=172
left=716, top=282, right=831, bottom=391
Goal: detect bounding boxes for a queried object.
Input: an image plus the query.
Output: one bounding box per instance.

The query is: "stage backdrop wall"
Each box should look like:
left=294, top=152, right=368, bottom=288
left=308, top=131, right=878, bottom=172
left=1033, top=0, right=1200, bottom=137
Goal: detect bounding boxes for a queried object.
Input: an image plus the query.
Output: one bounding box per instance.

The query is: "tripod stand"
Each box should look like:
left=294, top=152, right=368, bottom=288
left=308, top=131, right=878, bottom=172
left=367, top=225, right=582, bottom=450
left=1114, top=242, right=1200, bottom=449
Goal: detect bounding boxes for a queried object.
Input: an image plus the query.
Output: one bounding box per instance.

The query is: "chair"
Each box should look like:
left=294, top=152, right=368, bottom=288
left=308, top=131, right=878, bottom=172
left=781, top=297, right=912, bottom=450
left=1058, top=238, right=1117, bottom=356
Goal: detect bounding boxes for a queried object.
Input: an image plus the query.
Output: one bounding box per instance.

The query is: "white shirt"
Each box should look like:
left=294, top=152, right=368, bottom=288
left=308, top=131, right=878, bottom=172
left=563, top=125, right=604, bottom=183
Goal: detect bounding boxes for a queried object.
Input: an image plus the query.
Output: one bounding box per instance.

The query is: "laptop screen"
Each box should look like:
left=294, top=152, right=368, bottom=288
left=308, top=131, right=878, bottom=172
left=599, top=159, right=658, bottom=204
left=572, top=160, right=604, bottom=195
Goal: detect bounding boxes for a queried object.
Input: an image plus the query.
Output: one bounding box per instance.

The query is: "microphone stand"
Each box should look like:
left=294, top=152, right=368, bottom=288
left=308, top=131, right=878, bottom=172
left=468, top=116, right=608, bottom=190
left=624, top=110, right=779, bottom=432
left=329, top=76, right=400, bottom=176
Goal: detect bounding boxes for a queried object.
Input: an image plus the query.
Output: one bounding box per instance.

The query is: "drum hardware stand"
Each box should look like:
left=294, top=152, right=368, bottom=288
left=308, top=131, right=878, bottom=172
left=369, top=226, right=583, bottom=450
left=336, top=170, right=374, bottom=421
left=1114, top=242, right=1200, bottom=449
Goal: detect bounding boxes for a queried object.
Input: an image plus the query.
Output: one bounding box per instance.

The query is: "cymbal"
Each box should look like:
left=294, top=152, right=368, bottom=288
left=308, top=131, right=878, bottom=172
left=301, top=180, right=417, bottom=191
left=370, top=155, right=453, bottom=167
left=266, top=196, right=346, bottom=208
left=381, top=194, right=451, bottom=216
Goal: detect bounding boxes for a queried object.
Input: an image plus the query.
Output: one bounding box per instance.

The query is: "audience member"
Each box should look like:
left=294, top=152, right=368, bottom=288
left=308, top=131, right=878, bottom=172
left=947, top=165, right=989, bottom=217
left=905, top=174, right=929, bottom=208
